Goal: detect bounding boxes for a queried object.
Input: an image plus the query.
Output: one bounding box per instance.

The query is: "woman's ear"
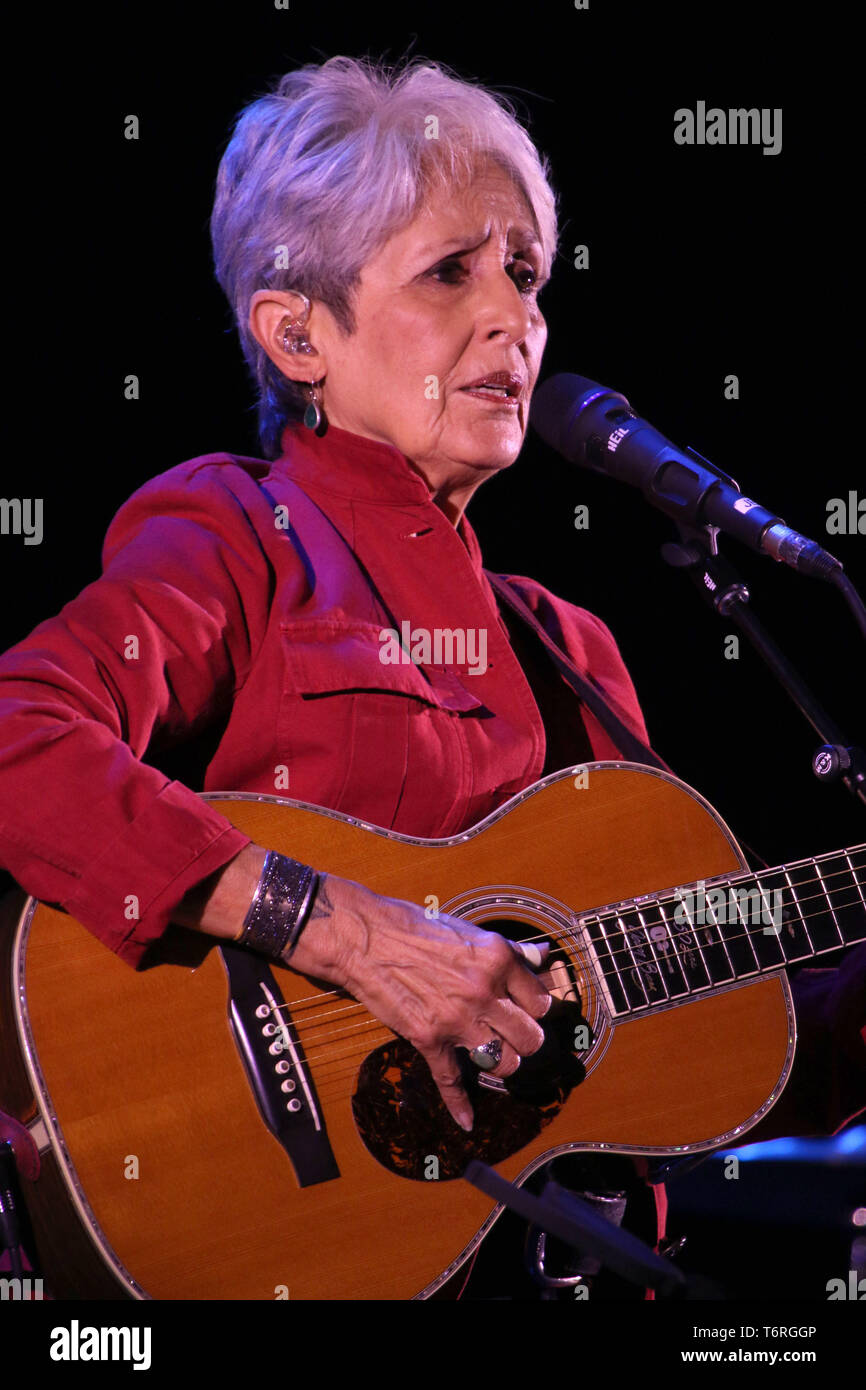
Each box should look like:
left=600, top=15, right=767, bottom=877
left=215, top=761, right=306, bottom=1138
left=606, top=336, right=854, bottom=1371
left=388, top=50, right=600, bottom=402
left=248, top=289, right=329, bottom=384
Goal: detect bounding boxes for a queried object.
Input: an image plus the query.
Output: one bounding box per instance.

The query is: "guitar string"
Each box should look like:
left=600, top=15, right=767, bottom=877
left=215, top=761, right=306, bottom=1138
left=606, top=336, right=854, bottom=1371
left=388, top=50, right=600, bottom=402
left=267, top=882, right=866, bottom=1050
left=589, top=868, right=866, bottom=972
left=270, top=877, right=866, bottom=1050
left=276, top=852, right=866, bottom=1017
left=283, top=856, right=866, bottom=1011
left=278, top=852, right=866, bottom=1018
left=252, top=892, right=866, bottom=1088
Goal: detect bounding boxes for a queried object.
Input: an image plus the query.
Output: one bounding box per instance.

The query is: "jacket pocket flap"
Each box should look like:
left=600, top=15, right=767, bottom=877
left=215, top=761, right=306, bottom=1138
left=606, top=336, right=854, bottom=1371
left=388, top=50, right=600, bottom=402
left=280, top=621, right=483, bottom=711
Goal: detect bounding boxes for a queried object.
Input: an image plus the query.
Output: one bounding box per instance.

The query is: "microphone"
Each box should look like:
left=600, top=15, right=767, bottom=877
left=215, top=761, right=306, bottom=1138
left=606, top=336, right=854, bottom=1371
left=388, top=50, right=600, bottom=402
left=530, top=373, right=841, bottom=580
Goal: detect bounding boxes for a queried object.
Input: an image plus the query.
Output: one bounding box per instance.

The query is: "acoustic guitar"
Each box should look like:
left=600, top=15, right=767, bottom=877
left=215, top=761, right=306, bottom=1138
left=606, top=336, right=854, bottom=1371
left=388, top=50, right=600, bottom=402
left=3, top=762, right=864, bottom=1300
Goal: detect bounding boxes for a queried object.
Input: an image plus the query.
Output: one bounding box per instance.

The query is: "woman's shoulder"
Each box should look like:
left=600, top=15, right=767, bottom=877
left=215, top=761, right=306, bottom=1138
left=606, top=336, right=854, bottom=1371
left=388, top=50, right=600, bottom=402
left=111, top=449, right=273, bottom=511
left=100, top=450, right=290, bottom=565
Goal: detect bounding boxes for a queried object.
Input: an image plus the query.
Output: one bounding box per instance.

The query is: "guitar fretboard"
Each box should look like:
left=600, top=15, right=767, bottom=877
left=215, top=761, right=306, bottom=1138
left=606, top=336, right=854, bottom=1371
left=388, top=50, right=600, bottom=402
left=581, top=845, right=866, bottom=1018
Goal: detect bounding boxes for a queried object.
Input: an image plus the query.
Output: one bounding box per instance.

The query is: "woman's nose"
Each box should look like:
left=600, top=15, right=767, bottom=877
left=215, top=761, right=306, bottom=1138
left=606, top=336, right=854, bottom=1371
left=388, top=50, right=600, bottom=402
left=473, top=269, right=534, bottom=343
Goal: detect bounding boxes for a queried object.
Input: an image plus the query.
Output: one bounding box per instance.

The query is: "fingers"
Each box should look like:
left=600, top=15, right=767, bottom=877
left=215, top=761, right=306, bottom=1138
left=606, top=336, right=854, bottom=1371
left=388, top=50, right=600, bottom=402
left=459, top=941, right=553, bottom=1085
left=418, top=978, right=550, bottom=1128
left=455, top=933, right=551, bottom=1078
left=481, top=995, right=546, bottom=1061
left=505, top=944, right=553, bottom=1022
left=425, top=1045, right=474, bottom=1132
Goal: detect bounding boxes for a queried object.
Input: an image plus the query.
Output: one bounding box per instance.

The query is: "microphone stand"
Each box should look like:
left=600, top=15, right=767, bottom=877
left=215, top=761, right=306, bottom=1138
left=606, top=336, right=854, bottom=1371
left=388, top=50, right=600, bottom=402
left=661, top=520, right=866, bottom=812
left=463, top=1159, right=721, bottom=1297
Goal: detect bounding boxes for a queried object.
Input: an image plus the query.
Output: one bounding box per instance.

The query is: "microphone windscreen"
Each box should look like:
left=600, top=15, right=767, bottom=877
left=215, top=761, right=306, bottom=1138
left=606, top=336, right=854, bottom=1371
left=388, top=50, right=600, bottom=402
left=529, top=373, right=609, bottom=460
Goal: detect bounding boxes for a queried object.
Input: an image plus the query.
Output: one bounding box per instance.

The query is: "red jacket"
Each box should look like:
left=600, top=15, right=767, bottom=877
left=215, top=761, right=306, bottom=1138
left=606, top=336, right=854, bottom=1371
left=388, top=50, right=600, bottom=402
left=0, top=422, right=648, bottom=968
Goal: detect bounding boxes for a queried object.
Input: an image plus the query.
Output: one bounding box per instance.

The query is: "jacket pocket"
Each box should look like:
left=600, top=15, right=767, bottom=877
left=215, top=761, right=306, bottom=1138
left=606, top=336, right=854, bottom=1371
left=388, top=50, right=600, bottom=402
left=277, top=620, right=478, bottom=828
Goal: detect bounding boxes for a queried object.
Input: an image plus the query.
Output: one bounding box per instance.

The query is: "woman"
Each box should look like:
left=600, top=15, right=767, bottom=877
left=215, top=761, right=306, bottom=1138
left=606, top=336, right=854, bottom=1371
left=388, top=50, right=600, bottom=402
left=0, top=54, right=862, bottom=1298
left=1, top=56, right=641, bottom=1128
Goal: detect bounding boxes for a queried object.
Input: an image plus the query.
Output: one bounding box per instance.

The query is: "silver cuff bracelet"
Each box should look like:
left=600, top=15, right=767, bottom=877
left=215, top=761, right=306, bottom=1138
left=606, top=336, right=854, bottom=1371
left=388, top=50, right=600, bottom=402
left=237, top=851, right=320, bottom=960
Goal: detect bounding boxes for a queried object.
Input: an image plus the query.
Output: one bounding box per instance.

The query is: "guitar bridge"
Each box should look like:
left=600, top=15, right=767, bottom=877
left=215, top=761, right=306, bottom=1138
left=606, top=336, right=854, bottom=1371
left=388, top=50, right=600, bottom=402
left=219, top=944, right=340, bottom=1188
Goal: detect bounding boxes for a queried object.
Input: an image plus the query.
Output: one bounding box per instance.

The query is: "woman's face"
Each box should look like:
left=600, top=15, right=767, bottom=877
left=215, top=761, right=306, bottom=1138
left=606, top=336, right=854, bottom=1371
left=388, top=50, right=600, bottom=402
left=312, top=161, right=549, bottom=498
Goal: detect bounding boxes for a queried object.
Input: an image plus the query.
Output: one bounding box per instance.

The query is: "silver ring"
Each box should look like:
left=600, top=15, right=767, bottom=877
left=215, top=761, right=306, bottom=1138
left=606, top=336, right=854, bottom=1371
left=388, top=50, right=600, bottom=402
left=469, top=1038, right=503, bottom=1071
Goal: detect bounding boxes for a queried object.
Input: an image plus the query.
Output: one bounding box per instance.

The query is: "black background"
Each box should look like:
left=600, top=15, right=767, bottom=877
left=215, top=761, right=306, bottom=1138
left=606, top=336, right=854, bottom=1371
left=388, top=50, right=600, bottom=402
left=2, top=0, right=863, bottom=1317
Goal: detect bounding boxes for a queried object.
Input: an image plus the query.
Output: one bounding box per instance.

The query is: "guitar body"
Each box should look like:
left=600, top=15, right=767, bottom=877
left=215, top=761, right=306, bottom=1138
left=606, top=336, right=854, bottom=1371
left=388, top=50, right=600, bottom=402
left=3, top=764, right=793, bottom=1300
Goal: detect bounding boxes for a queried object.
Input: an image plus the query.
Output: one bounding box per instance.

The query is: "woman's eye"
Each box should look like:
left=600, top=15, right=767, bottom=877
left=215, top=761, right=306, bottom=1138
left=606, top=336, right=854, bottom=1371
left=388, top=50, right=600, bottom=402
left=430, top=259, right=466, bottom=283
left=510, top=261, right=540, bottom=294
left=427, top=257, right=542, bottom=293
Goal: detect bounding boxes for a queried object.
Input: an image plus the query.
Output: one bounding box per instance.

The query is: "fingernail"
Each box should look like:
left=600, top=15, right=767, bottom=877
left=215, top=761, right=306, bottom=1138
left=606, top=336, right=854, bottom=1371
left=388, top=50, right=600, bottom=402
left=517, top=940, right=549, bottom=968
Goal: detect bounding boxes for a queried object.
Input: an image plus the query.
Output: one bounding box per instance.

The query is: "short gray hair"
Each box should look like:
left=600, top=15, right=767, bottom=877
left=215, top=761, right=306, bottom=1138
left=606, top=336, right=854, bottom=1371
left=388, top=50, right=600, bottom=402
left=209, top=55, right=559, bottom=458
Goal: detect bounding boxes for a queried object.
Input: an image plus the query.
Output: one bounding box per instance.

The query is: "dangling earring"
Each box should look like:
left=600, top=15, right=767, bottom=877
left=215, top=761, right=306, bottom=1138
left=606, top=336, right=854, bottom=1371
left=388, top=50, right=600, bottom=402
left=303, top=379, right=325, bottom=434
left=278, top=295, right=324, bottom=432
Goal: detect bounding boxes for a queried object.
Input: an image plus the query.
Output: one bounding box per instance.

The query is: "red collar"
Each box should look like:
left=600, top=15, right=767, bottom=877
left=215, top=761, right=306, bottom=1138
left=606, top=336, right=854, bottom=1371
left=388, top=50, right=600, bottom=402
left=278, top=421, right=434, bottom=506
left=276, top=421, right=486, bottom=569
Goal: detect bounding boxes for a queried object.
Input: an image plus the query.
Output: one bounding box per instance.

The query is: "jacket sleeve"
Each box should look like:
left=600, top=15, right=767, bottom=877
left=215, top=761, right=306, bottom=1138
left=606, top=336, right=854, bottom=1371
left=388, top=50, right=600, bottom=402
left=0, top=458, right=278, bottom=967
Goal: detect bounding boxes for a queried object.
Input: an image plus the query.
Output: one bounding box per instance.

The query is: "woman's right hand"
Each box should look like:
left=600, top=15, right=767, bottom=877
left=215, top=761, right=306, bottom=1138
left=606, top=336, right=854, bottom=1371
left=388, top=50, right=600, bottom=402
left=285, top=872, right=552, bottom=1132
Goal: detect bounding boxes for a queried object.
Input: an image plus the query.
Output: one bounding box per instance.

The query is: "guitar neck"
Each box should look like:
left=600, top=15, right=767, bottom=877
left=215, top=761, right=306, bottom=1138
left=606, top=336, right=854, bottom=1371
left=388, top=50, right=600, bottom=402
left=581, top=843, right=866, bottom=1019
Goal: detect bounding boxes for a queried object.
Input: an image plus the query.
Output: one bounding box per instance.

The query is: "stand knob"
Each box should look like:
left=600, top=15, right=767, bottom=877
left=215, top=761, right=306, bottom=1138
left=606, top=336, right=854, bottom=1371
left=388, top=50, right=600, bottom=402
left=813, top=744, right=853, bottom=781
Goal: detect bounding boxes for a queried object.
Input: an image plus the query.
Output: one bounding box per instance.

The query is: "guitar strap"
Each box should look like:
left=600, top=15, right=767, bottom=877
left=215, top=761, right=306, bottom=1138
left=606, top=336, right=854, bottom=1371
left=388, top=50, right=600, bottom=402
left=485, top=571, right=673, bottom=775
